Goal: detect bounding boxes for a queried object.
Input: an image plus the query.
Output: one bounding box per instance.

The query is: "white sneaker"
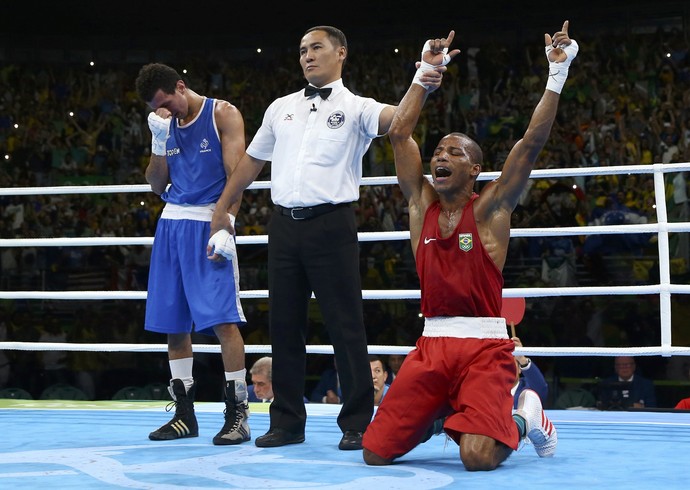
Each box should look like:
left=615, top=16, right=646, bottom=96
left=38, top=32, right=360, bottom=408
left=516, top=389, right=557, bottom=457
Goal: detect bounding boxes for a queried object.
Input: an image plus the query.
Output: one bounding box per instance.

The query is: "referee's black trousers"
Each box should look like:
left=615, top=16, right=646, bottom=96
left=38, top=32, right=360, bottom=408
left=266, top=205, right=374, bottom=435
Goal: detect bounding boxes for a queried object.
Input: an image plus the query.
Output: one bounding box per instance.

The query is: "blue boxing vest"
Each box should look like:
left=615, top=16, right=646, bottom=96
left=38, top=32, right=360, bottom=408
left=161, top=97, right=226, bottom=205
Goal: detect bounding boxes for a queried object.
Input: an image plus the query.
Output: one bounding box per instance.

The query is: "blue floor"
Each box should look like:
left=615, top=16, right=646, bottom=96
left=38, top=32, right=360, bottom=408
left=1, top=401, right=689, bottom=489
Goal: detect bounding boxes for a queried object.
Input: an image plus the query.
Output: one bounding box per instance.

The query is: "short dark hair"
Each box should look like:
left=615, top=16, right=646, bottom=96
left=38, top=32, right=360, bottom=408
left=135, top=63, right=182, bottom=103
left=368, top=354, right=386, bottom=368
left=304, top=25, right=348, bottom=51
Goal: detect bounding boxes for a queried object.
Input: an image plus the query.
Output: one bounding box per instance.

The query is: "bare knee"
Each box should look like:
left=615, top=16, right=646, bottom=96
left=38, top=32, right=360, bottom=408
left=363, top=448, right=393, bottom=466
left=167, top=333, right=192, bottom=356
left=213, top=323, right=240, bottom=340
left=459, top=434, right=511, bottom=471
left=460, top=446, right=499, bottom=471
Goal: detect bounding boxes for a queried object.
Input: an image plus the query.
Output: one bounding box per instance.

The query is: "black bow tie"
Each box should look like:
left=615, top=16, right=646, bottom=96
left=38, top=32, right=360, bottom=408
left=304, top=85, right=332, bottom=99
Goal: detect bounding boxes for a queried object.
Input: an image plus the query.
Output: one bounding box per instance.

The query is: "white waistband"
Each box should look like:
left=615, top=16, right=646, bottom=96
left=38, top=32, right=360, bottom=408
left=161, top=203, right=216, bottom=222
left=422, top=317, right=508, bottom=339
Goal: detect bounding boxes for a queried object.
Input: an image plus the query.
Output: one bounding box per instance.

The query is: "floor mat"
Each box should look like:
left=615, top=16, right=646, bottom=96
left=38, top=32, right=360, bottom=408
left=1, top=401, right=688, bottom=489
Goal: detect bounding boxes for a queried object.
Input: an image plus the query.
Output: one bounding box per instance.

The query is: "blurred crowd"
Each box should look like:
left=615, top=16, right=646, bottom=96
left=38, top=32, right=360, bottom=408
left=1, top=25, right=690, bottom=405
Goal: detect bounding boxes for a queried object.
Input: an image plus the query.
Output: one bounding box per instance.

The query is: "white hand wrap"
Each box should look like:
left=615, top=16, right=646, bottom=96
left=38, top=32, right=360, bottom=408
left=413, top=40, right=452, bottom=89
left=207, top=214, right=237, bottom=261
left=545, top=39, right=579, bottom=94
left=148, top=112, right=171, bottom=156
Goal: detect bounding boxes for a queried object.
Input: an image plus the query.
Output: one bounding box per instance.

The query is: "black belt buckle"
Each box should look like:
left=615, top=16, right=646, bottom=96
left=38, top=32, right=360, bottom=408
left=290, top=207, right=306, bottom=220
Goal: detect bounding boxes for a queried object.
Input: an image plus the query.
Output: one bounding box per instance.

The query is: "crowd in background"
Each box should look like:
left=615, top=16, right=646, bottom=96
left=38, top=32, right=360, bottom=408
left=1, top=23, right=690, bottom=406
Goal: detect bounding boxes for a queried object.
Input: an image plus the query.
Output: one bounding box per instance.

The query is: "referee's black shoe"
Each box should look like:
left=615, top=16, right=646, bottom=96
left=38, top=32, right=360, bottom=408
left=255, top=428, right=305, bottom=447
left=338, top=430, right=363, bottom=450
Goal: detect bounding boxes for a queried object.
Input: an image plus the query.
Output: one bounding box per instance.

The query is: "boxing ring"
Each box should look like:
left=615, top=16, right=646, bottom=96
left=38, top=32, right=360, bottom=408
left=1, top=162, right=690, bottom=488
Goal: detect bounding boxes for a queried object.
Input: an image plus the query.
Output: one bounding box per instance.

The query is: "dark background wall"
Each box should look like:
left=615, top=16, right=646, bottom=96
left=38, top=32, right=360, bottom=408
left=3, top=1, right=688, bottom=61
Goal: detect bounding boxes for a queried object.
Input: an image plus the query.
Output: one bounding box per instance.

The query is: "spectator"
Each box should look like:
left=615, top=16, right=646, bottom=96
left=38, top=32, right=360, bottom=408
left=248, top=356, right=274, bottom=403
left=511, top=336, right=548, bottom=408
left=597, top=356, right=657, bottom=409
left=387, top=354, right=406, bottom=384
left=310, top=357, right=342, bottom=404
left=369, top=355, right=389, bottom=406
left=675, top=397, right=690, bottom=410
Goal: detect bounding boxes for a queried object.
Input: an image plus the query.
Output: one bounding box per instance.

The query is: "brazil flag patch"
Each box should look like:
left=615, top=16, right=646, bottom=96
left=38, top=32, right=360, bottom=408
left=458, top=233, right=473, bottom=252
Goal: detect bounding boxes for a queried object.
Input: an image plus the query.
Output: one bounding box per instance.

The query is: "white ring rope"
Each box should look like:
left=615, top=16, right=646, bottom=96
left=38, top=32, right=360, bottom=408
left=2, top=162, right=688, bottom=197
left=2, top=341, right=690, bottom=357
left=3, top=223, right=690, bottom=250
left=3, top=284, right=690, bottom=301
left=2, top=162, right=690, bottom=357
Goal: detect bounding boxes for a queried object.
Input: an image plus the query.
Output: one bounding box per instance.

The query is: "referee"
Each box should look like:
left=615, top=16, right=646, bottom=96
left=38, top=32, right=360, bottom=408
left=221, top=25, right=396, bottom=450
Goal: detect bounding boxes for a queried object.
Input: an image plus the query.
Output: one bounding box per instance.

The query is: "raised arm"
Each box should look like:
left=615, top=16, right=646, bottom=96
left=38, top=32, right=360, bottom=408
left=376, top=105, right=398, bottom=136
left=484, top=21, right=579, bottom=213
left=389, top=32, right=460, bottom=246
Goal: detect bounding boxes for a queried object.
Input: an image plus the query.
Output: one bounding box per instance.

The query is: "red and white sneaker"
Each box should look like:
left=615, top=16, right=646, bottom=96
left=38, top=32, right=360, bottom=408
left=516, top=389, right=557, bottom=457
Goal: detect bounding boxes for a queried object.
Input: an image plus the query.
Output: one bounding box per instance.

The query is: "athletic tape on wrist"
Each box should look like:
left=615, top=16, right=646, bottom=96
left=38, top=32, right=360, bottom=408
left=545, top=39, right=579, bottom=94
left=148, top=112, right=170, bottom=156
left=151, top=139, right=166, bottom=156
left=413, top=40, right=452, bottom=89
left=412, top=61, right=438, bottom=89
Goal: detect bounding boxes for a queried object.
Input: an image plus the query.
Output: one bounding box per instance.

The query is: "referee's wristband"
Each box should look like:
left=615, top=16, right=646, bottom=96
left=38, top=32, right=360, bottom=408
left=518, top=359, right=531, bottom=369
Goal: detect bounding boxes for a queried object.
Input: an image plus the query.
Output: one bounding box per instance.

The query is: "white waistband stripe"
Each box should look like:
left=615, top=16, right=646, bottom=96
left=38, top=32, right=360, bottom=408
left=423, top=316, right=508, bottom=339
left=161, top=203, right=216, bottom=221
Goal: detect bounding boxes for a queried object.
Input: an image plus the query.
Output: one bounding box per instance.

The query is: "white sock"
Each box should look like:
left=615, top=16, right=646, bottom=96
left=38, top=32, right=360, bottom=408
left=225, top=369, right=248, bottom=402
left=225, top=368, right=246, bottom=382
left=169, top=357, right=194, bottom=393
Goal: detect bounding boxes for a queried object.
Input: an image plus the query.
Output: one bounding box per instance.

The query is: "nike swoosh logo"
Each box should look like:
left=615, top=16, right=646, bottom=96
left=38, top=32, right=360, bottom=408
left=424, top=237, right=436, bottom=244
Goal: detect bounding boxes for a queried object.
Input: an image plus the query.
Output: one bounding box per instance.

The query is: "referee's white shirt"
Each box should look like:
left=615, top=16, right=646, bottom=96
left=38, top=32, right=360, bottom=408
left=246, top=78, right=388, bottom=208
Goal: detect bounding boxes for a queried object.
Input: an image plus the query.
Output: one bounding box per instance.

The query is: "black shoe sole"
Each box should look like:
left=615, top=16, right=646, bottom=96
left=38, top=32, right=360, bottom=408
left=338, top=440, right=363, bottom=450
left=255, top=433, right=305, bottom=447
left=213, top=436, right=251, bottom=446
left=149, top=432, right=199, bottom=441
left=339, top=431, right=363, bottom=450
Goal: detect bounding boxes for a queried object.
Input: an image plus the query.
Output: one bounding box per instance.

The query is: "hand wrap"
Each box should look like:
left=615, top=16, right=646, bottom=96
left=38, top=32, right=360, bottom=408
left=413, top=40, right=452, bottom=90
left=545, top=40, right=579, bottom=94
left=148, top=112, right=171, bottom=156
left=207, top=214, right=237, bottom=261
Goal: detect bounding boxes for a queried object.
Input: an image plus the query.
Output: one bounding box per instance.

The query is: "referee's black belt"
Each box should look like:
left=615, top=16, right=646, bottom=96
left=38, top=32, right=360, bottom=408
left=275, top=202, right=351, bottom=220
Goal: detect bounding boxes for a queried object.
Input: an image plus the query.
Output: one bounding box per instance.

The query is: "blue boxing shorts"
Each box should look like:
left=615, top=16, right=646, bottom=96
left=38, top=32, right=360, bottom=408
left=144, top=205, right=246, bottom=336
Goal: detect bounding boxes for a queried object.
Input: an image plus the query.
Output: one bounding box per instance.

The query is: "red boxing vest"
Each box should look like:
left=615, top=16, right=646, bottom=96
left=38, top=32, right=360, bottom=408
left=415, top=194, right=503, bottom=318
